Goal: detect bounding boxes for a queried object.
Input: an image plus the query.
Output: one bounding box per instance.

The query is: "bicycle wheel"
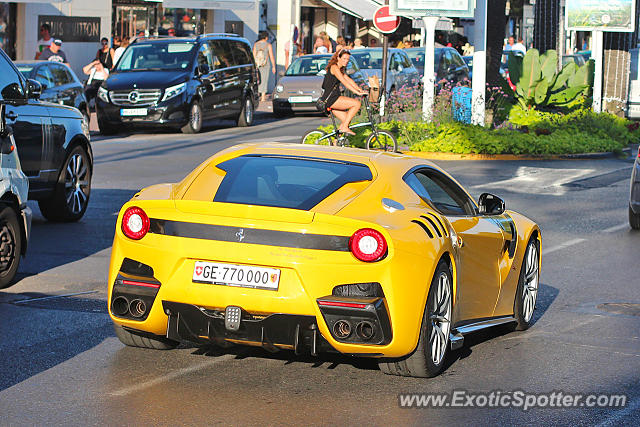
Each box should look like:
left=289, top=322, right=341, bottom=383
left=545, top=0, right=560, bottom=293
left=301, top=130, right=329, bottom=145
left=366, top=130, right=398, bottom=152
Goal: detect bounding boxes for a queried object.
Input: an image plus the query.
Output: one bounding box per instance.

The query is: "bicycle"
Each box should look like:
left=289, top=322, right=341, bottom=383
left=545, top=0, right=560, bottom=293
left=301, top=93, right=398, bottom=152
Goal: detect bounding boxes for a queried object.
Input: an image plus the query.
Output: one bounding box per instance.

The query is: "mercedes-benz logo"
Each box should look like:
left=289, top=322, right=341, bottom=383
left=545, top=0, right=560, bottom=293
left=128, top=90, right=140, bottom=104
left=235, top=229, right=245, bottom=242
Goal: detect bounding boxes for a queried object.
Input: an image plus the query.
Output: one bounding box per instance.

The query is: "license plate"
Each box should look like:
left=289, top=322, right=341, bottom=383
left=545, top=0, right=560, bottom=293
left=120, top=108, right=148, bottom=116
left=192, top=261, right=280, bottom=290
left=288, top=96, right=312, bottom=103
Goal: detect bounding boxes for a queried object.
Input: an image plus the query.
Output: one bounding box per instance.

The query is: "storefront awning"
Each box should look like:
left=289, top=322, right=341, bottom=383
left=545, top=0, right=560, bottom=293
left=162, top=0, right=256, bottom=9
left=320, top=0, right=382, bottom=21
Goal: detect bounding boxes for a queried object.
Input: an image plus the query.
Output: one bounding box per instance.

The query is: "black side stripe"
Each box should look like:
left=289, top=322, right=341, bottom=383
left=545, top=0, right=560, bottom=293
left=149, top=219, right=350, bottom=251
left=411, top=220, right=434, bottom=238
left=420, top=215, right=442, bottom=237
left=426, top=213, right=448, bottom=237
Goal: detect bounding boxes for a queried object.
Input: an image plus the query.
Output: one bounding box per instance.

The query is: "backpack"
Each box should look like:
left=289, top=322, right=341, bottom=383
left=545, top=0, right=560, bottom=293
left=255, top=47, right=267, bottom=67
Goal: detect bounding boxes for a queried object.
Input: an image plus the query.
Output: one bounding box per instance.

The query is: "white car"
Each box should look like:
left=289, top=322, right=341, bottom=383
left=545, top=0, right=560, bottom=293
left=0, top=104, right=32, bottom=288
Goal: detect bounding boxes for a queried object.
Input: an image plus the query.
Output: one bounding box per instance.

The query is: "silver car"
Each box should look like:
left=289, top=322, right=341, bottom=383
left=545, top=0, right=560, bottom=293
left=0, top=104, right=32, bottom=288
left=349, top=48, right=420, bottom=94
left=272, top=54, right=366, bottom=116
left=630, top=145, right=640, bottom=229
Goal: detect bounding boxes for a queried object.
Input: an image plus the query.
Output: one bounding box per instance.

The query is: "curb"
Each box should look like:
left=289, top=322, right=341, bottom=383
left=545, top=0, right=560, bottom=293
left=402, top=149, right=630, bottom=161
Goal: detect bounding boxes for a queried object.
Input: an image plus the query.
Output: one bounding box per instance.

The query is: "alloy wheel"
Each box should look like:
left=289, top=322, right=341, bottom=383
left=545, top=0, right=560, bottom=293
left=522, top=242, right=539, bottom=322
left=429, top=272, right=452, bottom=365
left=64, top=152, right=90, bottom=215
left=244, top=98, right=253, bottom=124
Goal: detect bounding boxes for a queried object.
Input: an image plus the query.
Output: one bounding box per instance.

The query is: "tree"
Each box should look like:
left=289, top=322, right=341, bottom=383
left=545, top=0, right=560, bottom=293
left=485, top=0, right=507, bottom=86
left=533, top=0, right=559, bottom=54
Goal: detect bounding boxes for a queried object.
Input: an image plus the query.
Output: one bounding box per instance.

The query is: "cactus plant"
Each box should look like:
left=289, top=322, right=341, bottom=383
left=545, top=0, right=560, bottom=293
left=507, top=48, right=593, bottom=109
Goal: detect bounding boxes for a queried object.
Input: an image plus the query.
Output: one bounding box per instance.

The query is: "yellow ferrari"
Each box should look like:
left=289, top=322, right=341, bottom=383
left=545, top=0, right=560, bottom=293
left=108, top=143, right=541, bottom=377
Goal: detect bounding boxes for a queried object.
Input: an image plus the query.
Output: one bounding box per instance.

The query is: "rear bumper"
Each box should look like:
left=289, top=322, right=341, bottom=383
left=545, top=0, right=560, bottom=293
left=20, top=205, right=31, bottom=254
left=163, top=300, right=334, bottom=354
left=272, top=99, right=319, bottom=112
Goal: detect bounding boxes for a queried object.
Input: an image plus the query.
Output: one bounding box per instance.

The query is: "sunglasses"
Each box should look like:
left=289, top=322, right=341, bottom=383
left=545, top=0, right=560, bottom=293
left=101, top=40, right=108, bottom=45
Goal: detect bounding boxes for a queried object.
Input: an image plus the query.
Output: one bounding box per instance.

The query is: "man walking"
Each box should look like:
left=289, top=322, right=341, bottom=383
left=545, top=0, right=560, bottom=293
left=39, top=39, right=68, bottom=64
left=35, top=23, right=52, bottom=59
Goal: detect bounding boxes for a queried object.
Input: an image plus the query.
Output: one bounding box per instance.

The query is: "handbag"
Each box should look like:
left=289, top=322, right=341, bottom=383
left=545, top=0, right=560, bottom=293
left=316, top=84, right=337, bottom=112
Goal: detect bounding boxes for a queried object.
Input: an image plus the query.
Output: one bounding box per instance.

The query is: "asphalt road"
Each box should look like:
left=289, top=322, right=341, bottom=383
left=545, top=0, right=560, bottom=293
left=0, top=111, right=639, bottom=426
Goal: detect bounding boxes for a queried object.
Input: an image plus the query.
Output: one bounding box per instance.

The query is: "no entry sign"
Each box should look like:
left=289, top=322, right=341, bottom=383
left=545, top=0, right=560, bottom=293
left=373, top=6, right=401, bottom=34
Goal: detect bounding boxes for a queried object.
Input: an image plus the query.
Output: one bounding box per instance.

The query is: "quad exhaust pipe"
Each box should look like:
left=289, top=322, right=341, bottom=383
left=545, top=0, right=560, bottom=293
left=356, top=321, right=375, bottom=341
left=333, top=320, right=352, bottom=339
left=111, top=296, right=148, bottom=318
left=332, top=319, right=376, bottom=341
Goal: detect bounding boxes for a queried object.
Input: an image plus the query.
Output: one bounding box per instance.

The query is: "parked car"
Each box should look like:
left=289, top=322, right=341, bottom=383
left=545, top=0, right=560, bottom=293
left=349, top=48, right=420, bottom=94
left=0, top=48, right=93, bottom=222
left=561, top=54, right=586, bottom=67
left=404, top=47, right=470, bottom=87
left=108, top=143, right=541, bottom=378
left=462, top=55, right=473, bottom=79
left=630, top=145, right=640, bottom=229
left=96, top=33, right=259, bottom=135
left=0, top=104, right=31, bottom=288
left=15, top=60, right=89, bottom=121
left=272, top=54, right=367, bottom=117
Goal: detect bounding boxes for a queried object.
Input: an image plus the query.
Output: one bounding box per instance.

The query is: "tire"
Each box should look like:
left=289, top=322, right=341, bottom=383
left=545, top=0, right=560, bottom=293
left=114, top=324, right=179, bottom=350
left=0, top=206, right=21, bottom=289
left=236, top=96, right=254, bottom=127
left=513, top=237, right=540, bottom=330
left=301, top=129, right=329, bottom=145
left=379, top=260, right=452, bottom=377
left=630, top=205, right=640, bottom=230
left=97, top=118, right=118, bottom=136
left=38, top=145, right=92, bottom=222
left=366, top=130, right=398, bottom=152
left=181, top=100, right=203, bottom=134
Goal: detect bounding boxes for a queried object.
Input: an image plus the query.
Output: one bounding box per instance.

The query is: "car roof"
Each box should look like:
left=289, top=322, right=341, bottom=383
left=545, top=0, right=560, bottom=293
left=133, top=34, right=249, bottom=45
left=14, top=60, right=64, bottom=65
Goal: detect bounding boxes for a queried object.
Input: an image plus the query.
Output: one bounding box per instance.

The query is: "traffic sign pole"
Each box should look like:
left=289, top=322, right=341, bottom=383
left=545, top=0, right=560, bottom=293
left=373, top=3, right=401, bottom=118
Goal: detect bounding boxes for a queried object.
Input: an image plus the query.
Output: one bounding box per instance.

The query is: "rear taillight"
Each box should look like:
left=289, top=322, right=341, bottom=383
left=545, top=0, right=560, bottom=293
left=121, top=206, right=149, bottom=240
left=349, top=228, right=387, bottom=262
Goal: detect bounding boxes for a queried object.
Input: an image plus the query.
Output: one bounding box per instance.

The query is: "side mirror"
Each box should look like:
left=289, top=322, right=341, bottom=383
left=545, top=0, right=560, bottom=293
left=26, top=79, right=42, bottom=99
left=197, top=63, right=210, bottom=75
left=478, top=193, right=505, bottom=215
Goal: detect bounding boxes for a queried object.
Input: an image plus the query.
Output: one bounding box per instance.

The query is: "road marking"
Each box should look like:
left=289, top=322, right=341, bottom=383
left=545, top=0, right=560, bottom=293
left=596, top=396, right=640, bottom=427
left=542, top=238, right=586, bottom=255
left=12, top=290, right=98, bottom=304
left=602, top=223, right=628, bottom=233
left=110, top=355, right=234, bottom=397
left=472, top=166, right=595, bottom=195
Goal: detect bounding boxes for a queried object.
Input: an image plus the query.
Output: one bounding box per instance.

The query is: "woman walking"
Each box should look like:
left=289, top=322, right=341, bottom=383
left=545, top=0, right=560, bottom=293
left=253, top=31, right=275, bottom=102
left=318, top=49, right=367, bottom=136
left=96, top=37, right=115, bottom=70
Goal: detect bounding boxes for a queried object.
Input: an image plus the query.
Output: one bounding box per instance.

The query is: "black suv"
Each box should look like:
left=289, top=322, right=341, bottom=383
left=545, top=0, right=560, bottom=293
left=0, top=48, right=93, bottom=222
left=96, top=34, right=259, bottom=134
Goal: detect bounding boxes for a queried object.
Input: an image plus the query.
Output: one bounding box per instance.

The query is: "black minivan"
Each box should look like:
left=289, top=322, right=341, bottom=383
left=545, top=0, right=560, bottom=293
left=96, top=34, right=259, bottom=134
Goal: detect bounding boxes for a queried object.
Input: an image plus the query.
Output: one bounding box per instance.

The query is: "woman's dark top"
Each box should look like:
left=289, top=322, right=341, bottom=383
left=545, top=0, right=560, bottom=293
left=320, top=66, right=342, bottom=108
left=97, top=48, right=113, bottom=69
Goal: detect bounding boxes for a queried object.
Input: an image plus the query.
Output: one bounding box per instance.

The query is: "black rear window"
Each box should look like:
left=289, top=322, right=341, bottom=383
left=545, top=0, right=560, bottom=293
left=213, top=155, right=373, bottom=210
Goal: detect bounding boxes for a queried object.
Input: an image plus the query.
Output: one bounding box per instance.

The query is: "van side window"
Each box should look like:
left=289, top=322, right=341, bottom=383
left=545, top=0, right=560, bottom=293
left=230, top=41, right=252, bottom=65
left=197, top=43, right=214, bottom=72
left=209, top=40, right=236, bottom=69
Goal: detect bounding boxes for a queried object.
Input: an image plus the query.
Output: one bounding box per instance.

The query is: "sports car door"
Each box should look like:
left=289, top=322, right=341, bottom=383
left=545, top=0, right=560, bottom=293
left=405, top=168, right=504, bottom=321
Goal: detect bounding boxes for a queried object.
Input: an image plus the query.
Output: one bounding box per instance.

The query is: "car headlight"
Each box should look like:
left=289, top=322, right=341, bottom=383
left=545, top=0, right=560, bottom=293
left=97, top=87, right=109, bottom=103
left=161, top=83, right=186, bottom=102
left=276, top=85, right=284, bottom=93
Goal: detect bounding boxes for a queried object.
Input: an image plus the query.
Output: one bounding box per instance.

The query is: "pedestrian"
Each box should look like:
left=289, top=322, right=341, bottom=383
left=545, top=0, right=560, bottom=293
left=39, top=39, right=68, bottom=63
left=113, top=36, right=129, bottom=67
left=35, top=23, right=52, bottom=59
left=369, top=38, right=378, bottom=48
left=504, top=35, right=515, bottom=51
left=513, top=37, right=527, bottom=55
left=353, top=38, right=365, bottom=49
left=83, top=59, right=109, bottom=105
left=314, top=36, right=328, bottom=54
left=284, top=26, right=299, bottom=69
left=318, top=48, right=367, bottom=137
left=335, top=36, right=346, bottom=52
left=253, top=31, right=275, bottom=102
left=319, top=31, right=334, bottom=53
left=168, top=28, right=176, bottom=37
left=96, top=37, right=115, bottom=70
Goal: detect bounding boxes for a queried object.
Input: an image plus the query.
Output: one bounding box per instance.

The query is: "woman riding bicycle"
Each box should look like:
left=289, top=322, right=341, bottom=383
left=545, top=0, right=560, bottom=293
left=319, top=49, right=367, bottom=136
